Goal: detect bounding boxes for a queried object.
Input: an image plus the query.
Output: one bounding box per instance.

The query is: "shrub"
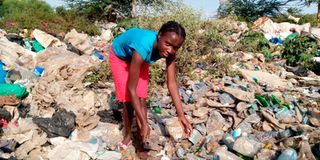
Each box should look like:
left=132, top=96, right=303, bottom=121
left=0, top=0, right=55, bottom=33
left=282, top=35, right=318, bottom=70
left=235, top=30, right=270, bottom=53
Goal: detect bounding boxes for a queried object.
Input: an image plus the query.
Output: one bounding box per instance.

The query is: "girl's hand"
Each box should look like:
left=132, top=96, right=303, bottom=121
left=178, top=115, right=192, bottom=137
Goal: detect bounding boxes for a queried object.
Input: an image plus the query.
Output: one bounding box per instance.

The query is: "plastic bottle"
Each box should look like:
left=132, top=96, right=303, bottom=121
left=277, top=148, right=297, bottom=160
left=255, top=95, right=269, bottom=107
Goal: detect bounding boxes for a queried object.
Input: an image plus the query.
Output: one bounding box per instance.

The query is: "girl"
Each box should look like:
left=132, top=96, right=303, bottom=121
left=109, top=21, right=192, bottom=156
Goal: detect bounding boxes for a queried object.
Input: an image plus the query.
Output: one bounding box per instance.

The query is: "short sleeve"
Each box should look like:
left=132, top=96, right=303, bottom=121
left=129, top=42, right=149, bottom=61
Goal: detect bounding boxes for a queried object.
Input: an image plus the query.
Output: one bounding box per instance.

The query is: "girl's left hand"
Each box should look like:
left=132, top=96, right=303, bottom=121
left=178, top=115, right=192, bottom=137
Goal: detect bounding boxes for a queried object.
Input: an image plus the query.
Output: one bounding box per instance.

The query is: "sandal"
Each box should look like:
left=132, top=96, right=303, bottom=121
left=117, top=140, right=132, bottom=151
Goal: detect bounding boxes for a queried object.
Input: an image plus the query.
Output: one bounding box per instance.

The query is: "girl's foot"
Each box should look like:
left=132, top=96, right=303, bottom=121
left=118, top=135, right=132, bottom=151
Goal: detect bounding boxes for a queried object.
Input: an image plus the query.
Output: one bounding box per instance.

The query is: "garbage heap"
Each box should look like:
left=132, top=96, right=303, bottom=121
left=0, top=19, right=319, bottom=160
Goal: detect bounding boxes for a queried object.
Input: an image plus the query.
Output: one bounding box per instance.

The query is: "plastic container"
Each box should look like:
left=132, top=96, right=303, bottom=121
left=277, top=148, right=297, bottom=160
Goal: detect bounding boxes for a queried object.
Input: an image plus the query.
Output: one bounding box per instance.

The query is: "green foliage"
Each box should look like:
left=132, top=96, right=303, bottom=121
left=218, top=0, right=296, bottom=22
left=64, top=0, right=170, bottom=21
left=0, top=0, right=99, bottom=35
left=83, top=61, right=111, bottom=83
left=201, top=53, right=238, bottom=78
left=55, top=7, right=99, bottom=35
left=282, top=35, right=318, bottom=69
left=0, top=0, right=55, bottom=33
left=235, top=30, right=270, bottom=52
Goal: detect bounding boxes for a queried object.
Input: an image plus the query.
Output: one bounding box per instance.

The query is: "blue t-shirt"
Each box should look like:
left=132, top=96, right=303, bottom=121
left=112, top=28, right=161, bottom=64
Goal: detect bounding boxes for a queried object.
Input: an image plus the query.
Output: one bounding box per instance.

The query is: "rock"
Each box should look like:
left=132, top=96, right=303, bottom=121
left=254, top=149, right=277, bottom=160
left=165, top=117, right=184, bottom=141
left=207, top=99, right=235, bottom=108
left=180, top=139, right=192, bottom=150
left=261, top=109, right=285, bottom=129
left=238, top=69, right=287, bottom=89
left=219, top=93, right=236, bottom=104
left=193, top=107, right=209, bottom=118
left=233, top=136, right=262, bottom=157
left=236, top=102, right=247, bottom=112
left=262, top=121, right=273, bottom=131
left=206, top=110, right=226, bottom=134
left=256, top=53, right=265, bottom=62
left=224, top=87, right=254, bottom=103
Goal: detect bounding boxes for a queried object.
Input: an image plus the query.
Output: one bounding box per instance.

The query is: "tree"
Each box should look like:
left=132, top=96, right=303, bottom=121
left=302, top=0, right=320, bottom=27
left=218, top=0, right=297, bottom=22
left=64, top=0, right=169, bottom=21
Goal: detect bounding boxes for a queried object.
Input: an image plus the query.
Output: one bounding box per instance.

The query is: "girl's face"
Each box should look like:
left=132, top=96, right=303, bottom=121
left=157, top=32, right=184, bottom=58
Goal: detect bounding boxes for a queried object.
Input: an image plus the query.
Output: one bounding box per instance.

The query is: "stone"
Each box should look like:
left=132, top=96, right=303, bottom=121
left=219, top=93, right=236, bottom=104
left=193, top=107, right=209, bottom=118
left=224, top=87, right=254, bottom=103
left=165, top=117, right=184, bottom=141
left=207, top=99, right=235, bottom=108
left=206, top=110, right=226, bottom=134
left=254, top=149, right=277, bottom=160
left=180, top=139, right=192, bottom=150
left=236, top=102, right=247, bottom=112
left=238, top=69, right=287, bottom=89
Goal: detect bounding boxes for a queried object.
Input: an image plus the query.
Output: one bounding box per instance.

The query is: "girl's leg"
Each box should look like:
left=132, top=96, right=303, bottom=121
left=121, top=102, right=134, bottom=145
left=136, top=98, right=149, bottom=158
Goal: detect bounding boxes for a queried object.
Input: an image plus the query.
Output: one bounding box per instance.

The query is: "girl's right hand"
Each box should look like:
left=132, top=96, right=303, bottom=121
left=140, top=123, right=150, bottom=143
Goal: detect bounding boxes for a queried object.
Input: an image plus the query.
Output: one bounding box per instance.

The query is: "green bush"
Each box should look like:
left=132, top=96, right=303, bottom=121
left=282, top=35, right=318, bottom=70
left=235, top=30, right=270, bottom=53
left=0, top=0, right=55, bottom=33
left=0, top=0, right=99, bottom=35
left=55, top=7, right=99, bottom=35
left=83, top=60, right=111, bottom=83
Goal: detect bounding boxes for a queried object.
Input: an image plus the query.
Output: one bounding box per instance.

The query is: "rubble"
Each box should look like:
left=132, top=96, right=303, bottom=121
left=0, top=18, right=320, bottom=160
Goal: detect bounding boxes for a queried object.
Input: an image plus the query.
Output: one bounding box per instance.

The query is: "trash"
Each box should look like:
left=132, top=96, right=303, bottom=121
left=0, top=84, right=29, bottom=99
left=32, top=29, right=66, bottom=48
left=33, top=108, right=76, bottom=138
left=188, top=129, right=203, bottom=145
left=76, top=109, right=100, bottom=131
left=214, top=146, right=242, bottom=160
left=32, top=66, right=45, bottom=77
left=176, top=147, right=186, bottom=158
left=0, top=61, right=7, bottom=84
left=0, top=95, right=20, bottom=106
left=91, top=49, right=105, bottom=61
left=277, top=148, right=297, bottom=160
left=32, top=39, right=45, bottom=52
left=64, top=29, right=94, bottom=55
left=233, top=136, right=263, bottom=157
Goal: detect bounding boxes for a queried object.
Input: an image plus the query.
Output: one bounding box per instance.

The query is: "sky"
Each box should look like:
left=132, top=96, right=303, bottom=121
left=44, top=0, right=317, bottom=18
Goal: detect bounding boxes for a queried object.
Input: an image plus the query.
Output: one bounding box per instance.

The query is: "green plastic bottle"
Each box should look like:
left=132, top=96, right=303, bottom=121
left=154, top=107, right=161, bottom=114
left=255, top=95, right=269, bottom=107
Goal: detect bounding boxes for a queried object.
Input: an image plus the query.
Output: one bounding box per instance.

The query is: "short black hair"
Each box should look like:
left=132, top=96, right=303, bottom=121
left=159, top=21, right=186, bottom=39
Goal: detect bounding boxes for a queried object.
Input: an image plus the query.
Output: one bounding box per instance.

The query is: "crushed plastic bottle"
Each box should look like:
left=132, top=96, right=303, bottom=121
left=277, top=148, right=297, bottom=160
left=255, top=95, right=269, bottom=107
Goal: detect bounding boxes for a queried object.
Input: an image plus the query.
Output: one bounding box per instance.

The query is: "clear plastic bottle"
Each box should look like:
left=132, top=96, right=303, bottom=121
left=277, top=148, right=297, bottom=160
